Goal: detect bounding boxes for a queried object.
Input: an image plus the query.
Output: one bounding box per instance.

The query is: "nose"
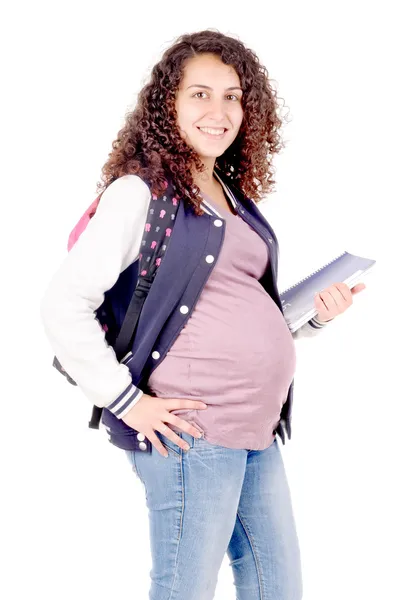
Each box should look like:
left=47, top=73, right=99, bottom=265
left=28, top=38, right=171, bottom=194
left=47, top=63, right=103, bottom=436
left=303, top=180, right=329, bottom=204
left=205, top=97, right=228, bottom=123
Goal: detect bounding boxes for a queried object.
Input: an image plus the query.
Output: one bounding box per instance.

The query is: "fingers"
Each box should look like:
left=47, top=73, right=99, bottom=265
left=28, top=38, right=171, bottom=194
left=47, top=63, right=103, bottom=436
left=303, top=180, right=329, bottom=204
left=165, top=413, right=203, bottom=439
left=154, top=424, right=191, bottom=453
left=334, top=282, right=353, bottom=304
left=164, top=398, right=208, bottom=410
left=318, top=283, right=352, bottom=314
left=144, top=430, right=170, bottom=457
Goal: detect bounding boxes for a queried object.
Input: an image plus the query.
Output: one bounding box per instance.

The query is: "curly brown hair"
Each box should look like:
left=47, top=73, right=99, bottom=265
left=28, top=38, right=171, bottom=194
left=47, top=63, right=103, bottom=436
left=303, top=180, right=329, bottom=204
left=96, top=29, right=289, bottom=216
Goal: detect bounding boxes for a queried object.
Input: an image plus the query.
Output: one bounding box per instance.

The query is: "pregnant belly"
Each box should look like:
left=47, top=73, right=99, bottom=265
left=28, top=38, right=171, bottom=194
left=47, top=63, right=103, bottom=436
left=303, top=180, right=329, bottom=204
left=147, top=310, right=296, bottom=404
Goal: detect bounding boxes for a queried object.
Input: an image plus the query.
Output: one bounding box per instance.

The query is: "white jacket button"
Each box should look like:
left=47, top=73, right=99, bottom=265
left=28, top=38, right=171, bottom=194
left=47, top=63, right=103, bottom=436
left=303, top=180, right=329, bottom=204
left=214, top=219, right=223, bottom=227
left=138, top=442, right=147, bottom=451
left=180, top=305, right=189, bottom=314
left=205, top=255, right=214, bottom=264
left=152, top=351, right=160, bottom=359
left=137, top=432, right=146, bottom=441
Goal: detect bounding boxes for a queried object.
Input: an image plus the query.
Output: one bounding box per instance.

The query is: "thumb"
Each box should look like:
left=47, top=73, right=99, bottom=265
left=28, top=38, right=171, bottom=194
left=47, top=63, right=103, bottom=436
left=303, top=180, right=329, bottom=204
left=351, top=283, right=366, bottom=295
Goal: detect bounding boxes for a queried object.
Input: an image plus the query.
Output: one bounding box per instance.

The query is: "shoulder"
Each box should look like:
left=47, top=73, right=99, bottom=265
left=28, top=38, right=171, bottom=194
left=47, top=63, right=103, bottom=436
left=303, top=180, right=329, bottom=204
left=96, top=174, right=152, bottom=217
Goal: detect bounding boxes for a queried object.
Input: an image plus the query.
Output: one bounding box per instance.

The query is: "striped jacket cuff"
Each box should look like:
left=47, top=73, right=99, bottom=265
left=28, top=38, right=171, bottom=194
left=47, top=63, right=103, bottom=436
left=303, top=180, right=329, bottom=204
left=105, top=383, right=144, bottom=419
left=309, top=315, right=334, bottom=328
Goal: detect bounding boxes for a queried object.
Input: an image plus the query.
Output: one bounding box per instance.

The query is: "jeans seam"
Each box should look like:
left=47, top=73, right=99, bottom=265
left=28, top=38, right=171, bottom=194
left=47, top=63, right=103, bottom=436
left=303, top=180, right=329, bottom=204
left=236, top=509, right=266, bottom=600
left=167, top=451, right=184, bottom=600
left=131, top=451, right=138, bottom=475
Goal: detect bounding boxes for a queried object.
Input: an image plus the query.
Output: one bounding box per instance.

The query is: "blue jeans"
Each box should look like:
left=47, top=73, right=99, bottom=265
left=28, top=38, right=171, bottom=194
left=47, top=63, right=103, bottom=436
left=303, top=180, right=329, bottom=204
left=125, top=431, right=303, bottom=600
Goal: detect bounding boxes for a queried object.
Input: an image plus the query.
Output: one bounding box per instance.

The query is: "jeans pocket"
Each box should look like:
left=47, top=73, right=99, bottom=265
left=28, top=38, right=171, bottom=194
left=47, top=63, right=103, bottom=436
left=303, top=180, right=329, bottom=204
left=155, top=430, right=185, bottom=458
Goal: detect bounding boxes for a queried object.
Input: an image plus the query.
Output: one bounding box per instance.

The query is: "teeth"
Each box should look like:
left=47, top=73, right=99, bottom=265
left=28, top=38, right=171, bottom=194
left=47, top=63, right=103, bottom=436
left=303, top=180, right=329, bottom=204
left=199, top=127, right=226, bottom=135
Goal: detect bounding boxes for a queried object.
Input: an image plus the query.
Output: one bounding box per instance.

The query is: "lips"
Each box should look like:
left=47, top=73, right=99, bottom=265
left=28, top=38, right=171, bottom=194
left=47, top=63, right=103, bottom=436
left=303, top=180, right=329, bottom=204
left=196, top=126, right=228, bottom=139
left=197, top=127, right=228, bottom=133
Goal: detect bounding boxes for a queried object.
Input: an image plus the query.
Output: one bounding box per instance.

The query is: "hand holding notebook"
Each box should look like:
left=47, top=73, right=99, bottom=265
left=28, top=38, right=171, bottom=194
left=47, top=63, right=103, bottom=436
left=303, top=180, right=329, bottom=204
left=279, top=251, right=376, bottom=333
left=313, top=281, right=366, bottom=323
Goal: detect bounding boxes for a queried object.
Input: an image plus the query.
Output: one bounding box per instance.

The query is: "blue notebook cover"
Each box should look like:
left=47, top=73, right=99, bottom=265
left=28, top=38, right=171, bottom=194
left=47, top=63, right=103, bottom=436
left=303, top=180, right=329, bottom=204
left=279, top=251, right=376, bottom=332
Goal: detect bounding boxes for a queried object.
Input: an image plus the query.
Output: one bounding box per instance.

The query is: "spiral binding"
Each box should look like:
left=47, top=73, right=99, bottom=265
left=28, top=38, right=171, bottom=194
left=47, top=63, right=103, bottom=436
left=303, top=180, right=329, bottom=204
left=281, top=251, right=347, bottom=294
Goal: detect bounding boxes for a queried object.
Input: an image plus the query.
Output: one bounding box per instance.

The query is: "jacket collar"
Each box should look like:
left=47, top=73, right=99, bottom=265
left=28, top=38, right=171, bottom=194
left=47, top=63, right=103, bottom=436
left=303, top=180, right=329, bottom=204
left=198, top=169, right=239, bottom=216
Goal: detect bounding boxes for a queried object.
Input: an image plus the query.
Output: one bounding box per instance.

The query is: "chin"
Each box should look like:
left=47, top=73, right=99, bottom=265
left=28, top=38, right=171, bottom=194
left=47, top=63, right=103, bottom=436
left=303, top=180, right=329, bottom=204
left=190, top=131, right=232, bottom=157
left=198, top=150, right=224, bottom=160
left=194, top=143, right=228, bottom=160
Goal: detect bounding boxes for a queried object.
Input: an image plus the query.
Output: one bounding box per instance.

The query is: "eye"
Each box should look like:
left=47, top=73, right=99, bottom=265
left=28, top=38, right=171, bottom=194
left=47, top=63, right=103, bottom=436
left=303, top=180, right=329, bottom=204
left=193, top=92, right=208, bottom=99
left=227, top=94, right=241, bottom=101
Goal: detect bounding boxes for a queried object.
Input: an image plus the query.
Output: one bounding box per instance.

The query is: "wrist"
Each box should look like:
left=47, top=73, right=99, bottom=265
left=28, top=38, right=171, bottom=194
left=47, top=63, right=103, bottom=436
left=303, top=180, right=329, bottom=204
left=313, top=314, right=333, bottom=324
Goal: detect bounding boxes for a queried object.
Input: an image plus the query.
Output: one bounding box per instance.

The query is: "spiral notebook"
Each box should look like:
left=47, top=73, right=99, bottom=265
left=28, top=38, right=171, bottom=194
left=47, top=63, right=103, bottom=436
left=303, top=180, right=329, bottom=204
left=279, top=251, right=376, bottom=333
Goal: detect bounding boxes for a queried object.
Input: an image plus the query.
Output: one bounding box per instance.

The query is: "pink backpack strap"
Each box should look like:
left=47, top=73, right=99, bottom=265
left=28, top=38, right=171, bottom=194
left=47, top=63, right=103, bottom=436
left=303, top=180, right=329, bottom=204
left=67, top=195, right=101, bottom=251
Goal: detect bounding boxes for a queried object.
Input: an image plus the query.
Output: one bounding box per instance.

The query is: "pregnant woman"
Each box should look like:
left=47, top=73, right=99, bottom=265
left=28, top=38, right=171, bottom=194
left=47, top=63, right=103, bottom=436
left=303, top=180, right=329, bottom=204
left=40, top=29, right=365, bottom=600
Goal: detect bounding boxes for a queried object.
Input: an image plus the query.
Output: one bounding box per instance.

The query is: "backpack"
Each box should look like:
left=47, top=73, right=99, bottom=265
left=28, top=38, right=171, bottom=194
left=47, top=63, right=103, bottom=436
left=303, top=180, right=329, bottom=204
left=52, top=177, right=179, bottom=430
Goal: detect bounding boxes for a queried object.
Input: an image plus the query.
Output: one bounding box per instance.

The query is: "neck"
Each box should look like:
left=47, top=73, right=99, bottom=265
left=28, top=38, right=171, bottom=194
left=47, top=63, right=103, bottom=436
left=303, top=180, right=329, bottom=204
left=192, top=157, right=218, bottom=195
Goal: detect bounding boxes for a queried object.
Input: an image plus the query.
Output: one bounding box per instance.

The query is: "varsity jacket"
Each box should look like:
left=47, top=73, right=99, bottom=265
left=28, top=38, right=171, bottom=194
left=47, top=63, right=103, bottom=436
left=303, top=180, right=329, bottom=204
left=40, top=168, right=331, bottom=454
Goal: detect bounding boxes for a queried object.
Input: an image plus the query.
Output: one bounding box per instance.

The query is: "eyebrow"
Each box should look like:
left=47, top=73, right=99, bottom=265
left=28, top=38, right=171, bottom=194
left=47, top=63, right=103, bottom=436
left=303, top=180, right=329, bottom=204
left=186, top=84, right=243, bottom=92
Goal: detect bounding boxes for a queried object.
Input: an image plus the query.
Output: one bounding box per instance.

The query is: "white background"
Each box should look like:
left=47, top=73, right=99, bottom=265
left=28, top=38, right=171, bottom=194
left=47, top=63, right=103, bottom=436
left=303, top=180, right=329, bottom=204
left=2, top=1, right=397, bottom=598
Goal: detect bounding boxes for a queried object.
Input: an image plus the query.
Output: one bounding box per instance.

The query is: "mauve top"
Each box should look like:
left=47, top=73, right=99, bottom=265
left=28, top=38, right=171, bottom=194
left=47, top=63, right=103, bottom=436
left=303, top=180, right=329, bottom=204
left=146, top=192, right=297, bottom=451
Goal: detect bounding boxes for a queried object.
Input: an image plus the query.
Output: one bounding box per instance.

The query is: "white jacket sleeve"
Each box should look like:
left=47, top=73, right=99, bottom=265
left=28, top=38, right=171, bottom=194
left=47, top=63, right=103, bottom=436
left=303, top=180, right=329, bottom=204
left=40, top=175, right=151, bottom=419
left=291, top=315, right=334, bottom=340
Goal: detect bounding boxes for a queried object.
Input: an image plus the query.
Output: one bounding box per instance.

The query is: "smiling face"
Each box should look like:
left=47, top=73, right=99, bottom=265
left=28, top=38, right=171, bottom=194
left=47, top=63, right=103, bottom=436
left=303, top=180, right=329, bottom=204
left=175, top=53, right=244, bottom=170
